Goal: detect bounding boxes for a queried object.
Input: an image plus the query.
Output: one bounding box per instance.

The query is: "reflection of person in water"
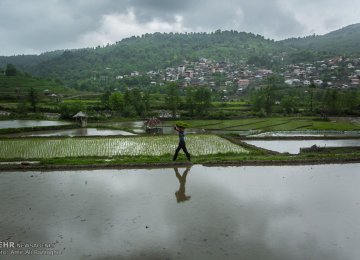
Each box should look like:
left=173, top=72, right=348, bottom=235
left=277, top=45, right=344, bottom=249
left=174, top=167, right=191, bottom=203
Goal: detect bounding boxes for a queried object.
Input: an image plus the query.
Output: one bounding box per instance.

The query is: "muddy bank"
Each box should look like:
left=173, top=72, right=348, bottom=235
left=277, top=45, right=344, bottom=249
left=0, top=162, right=193, bottom=172
left=1, top=158, right=360, bottom=172
left=243, top=136, right=360, bottom=140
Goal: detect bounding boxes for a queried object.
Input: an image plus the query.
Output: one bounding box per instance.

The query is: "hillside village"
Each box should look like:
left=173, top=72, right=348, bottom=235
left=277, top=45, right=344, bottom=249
left=112, top=55, right=360, bottom=98
left=1, top=49, right=360, bottom=119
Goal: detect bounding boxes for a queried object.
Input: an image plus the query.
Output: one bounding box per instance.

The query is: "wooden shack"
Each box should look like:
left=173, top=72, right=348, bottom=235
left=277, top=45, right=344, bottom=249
left=144, top=117, right=162, bottom=134
left=73, top=111, right=88, bottom=127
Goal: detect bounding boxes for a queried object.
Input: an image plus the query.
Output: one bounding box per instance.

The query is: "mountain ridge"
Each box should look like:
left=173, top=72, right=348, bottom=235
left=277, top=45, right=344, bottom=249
left=0, top=23, right=359, bottom=86
left=281, top=23, right=360, bottom=55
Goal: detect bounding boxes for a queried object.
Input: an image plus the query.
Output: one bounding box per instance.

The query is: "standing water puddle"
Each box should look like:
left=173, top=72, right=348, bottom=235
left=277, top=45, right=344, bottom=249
left=249, top=130, right=360, bottom=137
left=244, top=139, right=360, bottom=154
left=1, top=164, right=360, bottom=259
left=0, top=120, right=70, bottom=129
left=4, top=128, right=136, bottom=137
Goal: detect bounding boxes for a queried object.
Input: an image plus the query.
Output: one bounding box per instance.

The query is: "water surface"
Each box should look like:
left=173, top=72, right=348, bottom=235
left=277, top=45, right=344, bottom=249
left=244, top=139, right=360, bottom=154
left=107, top=121, right=257, bottom=135
left=250, top=130, right=360, bottom=137
left=0, top=120, right=70, bottom=129
left=108, top=121, right=145, bottom=128
left=5, top=128, right=136, bottom=137
left=1, top=164, right=360, bottom=259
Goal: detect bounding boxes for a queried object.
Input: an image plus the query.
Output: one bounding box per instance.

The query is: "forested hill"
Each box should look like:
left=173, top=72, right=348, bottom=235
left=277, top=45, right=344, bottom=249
left=1, top=24, right=360, bottom=86
left=0, top=31, right=289, bottom=85
left=0, top=50, right=64, bottom=73
left=281, top=23, right=360, bottom=55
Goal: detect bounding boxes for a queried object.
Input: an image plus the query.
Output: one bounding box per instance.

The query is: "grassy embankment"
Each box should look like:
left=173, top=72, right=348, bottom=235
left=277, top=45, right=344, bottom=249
left=163, top=117, right=360, bottom=131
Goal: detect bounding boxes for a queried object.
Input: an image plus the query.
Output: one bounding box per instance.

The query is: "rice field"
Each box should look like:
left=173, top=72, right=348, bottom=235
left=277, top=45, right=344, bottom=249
left=0, top=135, right=248, bottom=159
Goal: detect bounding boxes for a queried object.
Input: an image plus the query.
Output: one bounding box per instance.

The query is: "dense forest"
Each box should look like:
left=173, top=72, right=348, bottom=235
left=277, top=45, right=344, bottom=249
left=282, top=23, right=360, bottom=55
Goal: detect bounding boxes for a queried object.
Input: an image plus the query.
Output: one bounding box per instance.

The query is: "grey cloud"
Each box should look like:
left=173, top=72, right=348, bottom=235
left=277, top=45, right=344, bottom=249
left=129, top=0, right=193, bottom=23
left=0, top=0, right=130, bottom=53
left=125, top=0, right=305, bottom=38
left=0, top=0, right=359, bottom=55
left=178, top=0, right=305, bottom=38
left=238, top=0, right=306, bottom=38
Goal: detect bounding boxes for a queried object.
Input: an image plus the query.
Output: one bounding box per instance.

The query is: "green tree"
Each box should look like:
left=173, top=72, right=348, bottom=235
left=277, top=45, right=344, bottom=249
left=251, top=77, right=276, bottom=116
left=17, top=98, right=28, bottom=114
left=184, top=87, right=212, bottom=117
left=143, top=91, right=151, bottom=114
left=101, top=90, right=111, bottom=109
left=322, top=89, right=340, bottom=115
left=122, top=104, right=137, bottom=117
left=122, top=90, right=136, bottom=117
left=131, top=88, right=146, bottom=116
left=59, top=103, right=85, bottom=119
left=109, top=92, right=124, bottom=113
left=264, top=76, right=277, bottom=115
left=340, top=90, right=358, bottom=114
left=281, top=95, right=296, bottom=114
left=28, top=87, right=39, bottom=112
left=121, top=88, right=148, bottom=117
left=308, top=83, right=316, bottom=113
left=194, top=87, right=212, bottom=116
left=165, top=83, right=180, bottom=118
left=251, top=90, right=265, bottom=113
left=185, top=88, right=196, bottom=116
left=5, top=64, right=17, bottom=76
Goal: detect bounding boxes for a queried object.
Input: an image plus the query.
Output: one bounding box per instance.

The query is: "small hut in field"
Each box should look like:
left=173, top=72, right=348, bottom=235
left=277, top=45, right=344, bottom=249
left=73, top=111, right=88, bottom=127
left=144, top=117, right=162, bottom=134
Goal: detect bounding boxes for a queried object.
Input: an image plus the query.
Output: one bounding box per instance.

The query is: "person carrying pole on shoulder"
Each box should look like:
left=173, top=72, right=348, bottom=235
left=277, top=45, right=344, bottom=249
left=173, top=124, right=191, bottom=162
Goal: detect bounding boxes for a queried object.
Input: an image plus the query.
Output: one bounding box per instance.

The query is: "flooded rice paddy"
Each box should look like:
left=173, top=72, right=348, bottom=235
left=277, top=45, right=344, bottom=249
left=249, top=130, right=360, bottom=137
left=5, top=128, right=136, bottom=137
left=0, top=120, right=70, bottom=129
left=1, top=164, right=360, bottom=259
left=0, top=135, right=247, bottom=159
left=244, top=139, right=360, bottom=154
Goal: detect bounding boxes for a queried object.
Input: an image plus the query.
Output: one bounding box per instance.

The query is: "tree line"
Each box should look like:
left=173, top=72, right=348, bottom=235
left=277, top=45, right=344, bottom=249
left=251, top=77, right=360, bottom=117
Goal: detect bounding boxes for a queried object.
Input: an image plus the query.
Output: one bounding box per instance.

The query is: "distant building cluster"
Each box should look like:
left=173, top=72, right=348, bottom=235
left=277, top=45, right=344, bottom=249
left=283, top=56, right=360, bottom=89
left=148, top=59, right=272, bottom=89
left=93, top=55, right=360, bottom=101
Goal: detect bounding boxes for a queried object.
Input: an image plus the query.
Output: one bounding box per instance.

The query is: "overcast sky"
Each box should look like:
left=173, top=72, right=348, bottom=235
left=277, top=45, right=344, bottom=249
left=1, top=0, right=359, bottom=56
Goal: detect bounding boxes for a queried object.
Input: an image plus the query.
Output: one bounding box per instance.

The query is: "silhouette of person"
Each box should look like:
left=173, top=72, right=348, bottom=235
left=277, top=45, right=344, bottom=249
left=174, top=167, right=191, bottom=203
left=173, top=125, right=191, bottom=161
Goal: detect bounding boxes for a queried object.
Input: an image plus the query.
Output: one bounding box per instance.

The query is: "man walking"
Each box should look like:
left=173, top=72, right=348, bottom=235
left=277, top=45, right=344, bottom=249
left=173, top=125, right=191, bottom=161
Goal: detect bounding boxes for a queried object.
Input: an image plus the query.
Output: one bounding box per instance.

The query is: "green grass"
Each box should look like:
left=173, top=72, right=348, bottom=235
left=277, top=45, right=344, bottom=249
left=0, top=102, right=17, bottom=109
left=225, top=118, right=289, bottom=130
left=0, top=74, right=75, bottom=97
left=163, top=120, right=221, bottom=128
left=212, top=101, right=251, bottom=111
left=62, top=99, right=100, bottom=104
left=301, top=120, right=360, bottom=131
left=212, top=101, right=249, bottom=107
left=215, top=106, right=251, bottom=111
left=166, top=117, right=360, bottom=131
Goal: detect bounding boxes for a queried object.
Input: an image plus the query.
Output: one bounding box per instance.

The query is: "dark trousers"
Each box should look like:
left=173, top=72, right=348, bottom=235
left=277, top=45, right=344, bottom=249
left=173, top=141, right=191, bottom=161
